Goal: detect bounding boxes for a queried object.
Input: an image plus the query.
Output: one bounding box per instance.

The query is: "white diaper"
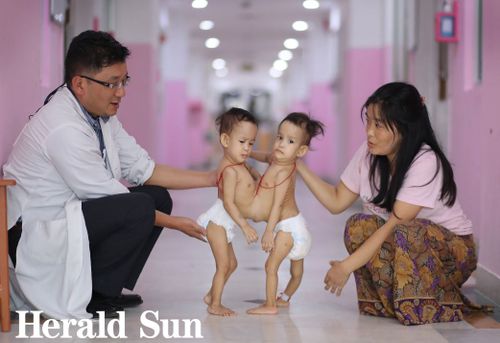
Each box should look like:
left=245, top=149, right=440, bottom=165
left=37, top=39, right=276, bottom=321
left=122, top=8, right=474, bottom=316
left=197, top=199, right=237, bottom=243
left=274, top=213, right=312, bottom=260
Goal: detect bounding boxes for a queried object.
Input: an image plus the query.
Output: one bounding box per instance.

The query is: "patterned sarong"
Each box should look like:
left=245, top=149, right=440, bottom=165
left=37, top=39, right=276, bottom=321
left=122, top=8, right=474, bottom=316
left=344, top=213, right=477, bottom=325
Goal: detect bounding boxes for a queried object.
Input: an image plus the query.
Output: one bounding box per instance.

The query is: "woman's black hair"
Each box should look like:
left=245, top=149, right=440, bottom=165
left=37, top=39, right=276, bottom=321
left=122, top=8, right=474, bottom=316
left=363, top=82, right=456, bottom=212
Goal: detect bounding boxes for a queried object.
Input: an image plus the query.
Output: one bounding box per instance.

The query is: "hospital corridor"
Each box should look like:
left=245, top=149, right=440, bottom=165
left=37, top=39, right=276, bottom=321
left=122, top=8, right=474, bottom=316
left=0, top=0, right=499, bottom=342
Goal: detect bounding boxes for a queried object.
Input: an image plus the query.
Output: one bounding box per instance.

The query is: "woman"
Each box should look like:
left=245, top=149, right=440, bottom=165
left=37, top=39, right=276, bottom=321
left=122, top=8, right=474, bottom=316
left=297, top=82, right=478, bottom=325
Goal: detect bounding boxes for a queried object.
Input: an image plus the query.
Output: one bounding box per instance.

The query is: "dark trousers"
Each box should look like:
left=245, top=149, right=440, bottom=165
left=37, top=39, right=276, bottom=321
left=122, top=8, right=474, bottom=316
left=9, top=185, right=172, bottom=298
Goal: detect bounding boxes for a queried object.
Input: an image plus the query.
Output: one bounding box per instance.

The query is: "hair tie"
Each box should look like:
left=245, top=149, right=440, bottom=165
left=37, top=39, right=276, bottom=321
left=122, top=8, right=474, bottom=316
left=420, top=96, right=426, bottom=105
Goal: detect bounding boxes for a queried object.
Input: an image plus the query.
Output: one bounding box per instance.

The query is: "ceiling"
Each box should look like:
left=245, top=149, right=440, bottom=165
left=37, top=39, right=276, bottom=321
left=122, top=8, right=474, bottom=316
left=165, top=0, right=332, bottom=75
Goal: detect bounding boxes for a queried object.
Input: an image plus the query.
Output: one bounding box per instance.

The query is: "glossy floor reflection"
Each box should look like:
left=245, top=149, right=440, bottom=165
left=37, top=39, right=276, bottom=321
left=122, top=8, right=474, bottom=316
left=3, top=183, right=500, bottom=342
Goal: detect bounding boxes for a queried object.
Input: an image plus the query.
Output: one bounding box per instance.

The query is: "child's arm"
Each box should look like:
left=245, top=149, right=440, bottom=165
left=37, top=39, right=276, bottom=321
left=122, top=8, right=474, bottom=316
left=250, top=150, right=272, bottom=164
left=221, top=167, right=259, bottom=244
left=261, top=170, right=293, bottom=253
left=155, top=210, right=207, bottom=242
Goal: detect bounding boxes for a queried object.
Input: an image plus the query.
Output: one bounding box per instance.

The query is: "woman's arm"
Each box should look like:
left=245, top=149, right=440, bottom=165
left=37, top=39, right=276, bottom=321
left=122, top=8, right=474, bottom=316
left=222, top=167, right=259, bottom=244
left=145, top=164, right=216, bottom=189
left=261, top=170, right=292, bottom=252
left=296, top=160, right=358, bottom=214
left=324, top=200, right=422, bottom=296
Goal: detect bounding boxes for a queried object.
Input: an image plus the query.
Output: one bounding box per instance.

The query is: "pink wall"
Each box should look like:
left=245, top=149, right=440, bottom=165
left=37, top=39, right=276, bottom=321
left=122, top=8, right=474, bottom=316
left=160, top=80, right=189, bottom=168
left=306, top=82, right=337, bottom=177
left=118, top=43, right=157, bottom=159
left=0, top=0, right=63, bottom=167
left=448, top=0, right=500, bottom=276
left=341, top=47, right=387, bottom=170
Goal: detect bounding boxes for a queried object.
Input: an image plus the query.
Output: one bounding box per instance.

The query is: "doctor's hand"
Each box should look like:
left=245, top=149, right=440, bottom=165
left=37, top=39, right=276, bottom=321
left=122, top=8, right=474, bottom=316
left=324, top=260, right=351, bottom=297
left=170, top=216, right=207, bottom=242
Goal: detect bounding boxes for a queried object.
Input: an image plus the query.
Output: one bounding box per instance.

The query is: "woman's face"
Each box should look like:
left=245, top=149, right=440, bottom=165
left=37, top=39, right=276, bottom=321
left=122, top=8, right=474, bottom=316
left=364, top=103, right=401, bottom=162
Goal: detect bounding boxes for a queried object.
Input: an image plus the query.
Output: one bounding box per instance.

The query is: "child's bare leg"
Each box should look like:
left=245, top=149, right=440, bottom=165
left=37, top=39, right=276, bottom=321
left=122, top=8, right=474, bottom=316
left=277, top=259, right=304, bottom=307
left=204, top=242, right=237, bottom=305
left=247, top=231, right=292, bottom=315
left=206, top=223, right=237, bottom=316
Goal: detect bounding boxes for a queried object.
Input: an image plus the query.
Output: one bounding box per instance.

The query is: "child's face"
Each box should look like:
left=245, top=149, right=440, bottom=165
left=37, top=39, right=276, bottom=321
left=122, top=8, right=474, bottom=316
left=272, top=121, right=308, bottom=163
left=221, top=121, right=258, bottom=164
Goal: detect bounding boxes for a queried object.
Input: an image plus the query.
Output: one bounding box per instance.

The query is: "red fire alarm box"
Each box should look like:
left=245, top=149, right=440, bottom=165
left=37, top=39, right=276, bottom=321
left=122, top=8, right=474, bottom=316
left=435, top=1, right=459, bottom=42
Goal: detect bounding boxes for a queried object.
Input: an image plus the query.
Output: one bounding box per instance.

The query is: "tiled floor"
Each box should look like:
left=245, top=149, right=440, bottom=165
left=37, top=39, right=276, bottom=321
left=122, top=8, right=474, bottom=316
left=3, top=183, right=499, bottom=342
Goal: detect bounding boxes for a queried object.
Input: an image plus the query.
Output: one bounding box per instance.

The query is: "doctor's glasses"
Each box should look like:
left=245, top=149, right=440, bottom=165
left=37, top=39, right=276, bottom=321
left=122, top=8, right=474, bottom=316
left=79, top=75, right=131, bottom=90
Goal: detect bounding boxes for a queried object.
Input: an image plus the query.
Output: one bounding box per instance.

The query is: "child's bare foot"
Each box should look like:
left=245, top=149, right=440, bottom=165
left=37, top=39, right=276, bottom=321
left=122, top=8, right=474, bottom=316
left=203, top=293, right=211, bottom=305
left=207, top=304, right=236, bottom=316
left=246, top=305, right=278, bottom=315
left=276, top=297, right=290, bottom=307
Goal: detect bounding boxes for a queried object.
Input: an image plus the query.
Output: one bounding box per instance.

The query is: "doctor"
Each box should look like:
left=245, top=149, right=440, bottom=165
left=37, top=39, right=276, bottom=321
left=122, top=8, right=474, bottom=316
left=3, top=30, right=212, bottom=319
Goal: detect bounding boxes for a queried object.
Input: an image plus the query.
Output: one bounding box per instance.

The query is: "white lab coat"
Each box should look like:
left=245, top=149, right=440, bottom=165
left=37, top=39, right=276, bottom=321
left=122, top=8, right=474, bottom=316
left=3, top=86, right=155, bottom=319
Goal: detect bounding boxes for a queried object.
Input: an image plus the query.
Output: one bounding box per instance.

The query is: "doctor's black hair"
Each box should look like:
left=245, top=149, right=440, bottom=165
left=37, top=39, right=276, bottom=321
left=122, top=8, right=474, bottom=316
left=64, top=30, right=130, bottom=86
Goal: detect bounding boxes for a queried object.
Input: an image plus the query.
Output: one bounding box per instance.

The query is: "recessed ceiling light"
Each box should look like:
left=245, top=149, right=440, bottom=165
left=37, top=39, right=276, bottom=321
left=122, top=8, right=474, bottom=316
left=192, top=0, right=208, bottom=9
left=216, top=68, right=228, bottom=78
left=269, top=68, right=283, bottom=78
left=273, top=60, right=288, bottom=71
left=303, top=0, right=319, bottom=10
left=278, top=50, right=293, bottom=61
left=292, top=21, right=309, bottom=31
left=283, top=38, right=299, bottom=50
left=212, top=58, right=226, bottom=70
left=199, top=20, right=214, bottom=30
left=205, top=37, right=220, bottom=48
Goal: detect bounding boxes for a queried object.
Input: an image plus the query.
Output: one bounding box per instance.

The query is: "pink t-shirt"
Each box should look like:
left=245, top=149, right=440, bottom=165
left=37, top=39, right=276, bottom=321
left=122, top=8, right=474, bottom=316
left=340, top=142, right=473, bottom=235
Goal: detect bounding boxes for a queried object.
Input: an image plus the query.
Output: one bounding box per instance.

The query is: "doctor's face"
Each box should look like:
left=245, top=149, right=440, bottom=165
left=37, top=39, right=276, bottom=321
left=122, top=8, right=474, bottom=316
left=78, top=62, right=128, bottom=117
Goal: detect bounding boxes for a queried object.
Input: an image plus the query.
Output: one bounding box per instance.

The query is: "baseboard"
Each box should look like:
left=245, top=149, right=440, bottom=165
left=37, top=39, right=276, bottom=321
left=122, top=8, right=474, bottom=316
left=474, top=264, right=500, bottom=306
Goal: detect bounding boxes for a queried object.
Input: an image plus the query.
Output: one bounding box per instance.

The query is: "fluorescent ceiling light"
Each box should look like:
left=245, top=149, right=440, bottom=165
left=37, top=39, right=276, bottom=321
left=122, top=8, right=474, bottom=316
left=303, top=0, right=319, bottom=9
left=273, top=59, right=288, bottom=71
left=192, top=0, right=208, bottom=9
left=212, top=58, right=226, bottom=70
left=278, top=50, right=293, bottom=61
left=292, top=21, right=309, bottom=31
left=205, top=37, right=220, bottom=48
left=283, top=38, right=299, bottom=50
left=199, top=20, right=214, bottom=30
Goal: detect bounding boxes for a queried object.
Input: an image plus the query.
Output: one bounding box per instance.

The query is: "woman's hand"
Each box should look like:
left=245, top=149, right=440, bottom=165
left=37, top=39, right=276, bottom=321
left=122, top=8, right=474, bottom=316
left=324, top=260, right=351, bottom=296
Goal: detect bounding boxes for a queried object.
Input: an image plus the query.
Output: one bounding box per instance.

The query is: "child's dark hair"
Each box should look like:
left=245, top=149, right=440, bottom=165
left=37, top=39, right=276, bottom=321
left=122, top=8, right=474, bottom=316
left=279, top=112, right=325, bottom=146
left=215, top=107, right=259, bottom=136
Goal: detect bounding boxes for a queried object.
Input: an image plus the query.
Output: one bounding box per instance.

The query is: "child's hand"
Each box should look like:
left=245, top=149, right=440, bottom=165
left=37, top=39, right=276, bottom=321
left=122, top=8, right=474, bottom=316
left=261, top=231, right=274, bottom=252
left=242, top=225, right=259, bottom=244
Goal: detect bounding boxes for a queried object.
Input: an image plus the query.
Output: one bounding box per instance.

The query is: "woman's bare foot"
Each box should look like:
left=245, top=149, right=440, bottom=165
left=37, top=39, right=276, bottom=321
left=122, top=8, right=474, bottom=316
left=276, top=297, right=290, bottom=307
left=203, top=293, right=212, bottom=305
left=207, top=304, right=236, bottom=316
left=246, top=305, right=278, bottom=315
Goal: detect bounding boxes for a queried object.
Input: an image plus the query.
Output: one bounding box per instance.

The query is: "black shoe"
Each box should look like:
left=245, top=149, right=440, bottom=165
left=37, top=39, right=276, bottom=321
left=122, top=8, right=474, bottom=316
left=110, top=293, right=143, bottom=308
left=87, top=293, right=124, bottom=319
